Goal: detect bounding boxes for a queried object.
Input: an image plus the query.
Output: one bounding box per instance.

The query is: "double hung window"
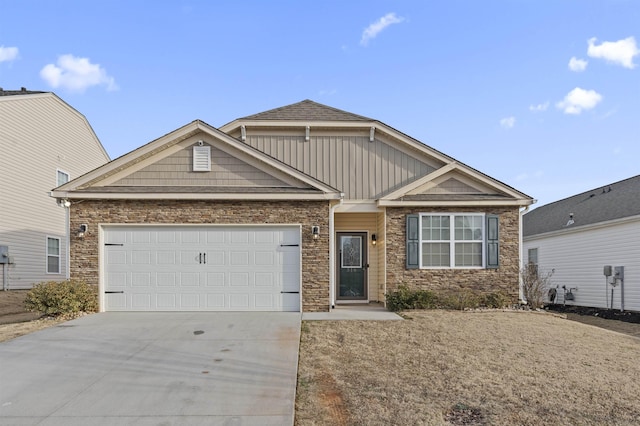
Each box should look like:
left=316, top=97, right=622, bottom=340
left=47, top=237, right=61, bottom=274
left=407, top=213, right=499, bottom=269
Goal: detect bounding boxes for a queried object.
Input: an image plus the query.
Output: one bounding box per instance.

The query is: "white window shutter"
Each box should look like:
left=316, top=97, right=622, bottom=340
left=193, top=146, right=211, bottom=171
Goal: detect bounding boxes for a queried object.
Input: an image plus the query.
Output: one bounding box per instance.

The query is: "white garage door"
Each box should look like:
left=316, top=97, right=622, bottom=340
left=103, top=225, right=301, bottom=312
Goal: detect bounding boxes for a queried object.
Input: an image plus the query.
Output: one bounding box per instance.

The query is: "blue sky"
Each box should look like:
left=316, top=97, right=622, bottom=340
left=1, top=1, right=639, bottom=208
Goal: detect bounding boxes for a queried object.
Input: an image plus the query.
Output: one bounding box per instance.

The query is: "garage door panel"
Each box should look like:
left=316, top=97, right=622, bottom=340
left=230, top=251, right=249, bottom=266
left=104, top=226, right=301, bottom=312
left=206, top=272, right=225, bottom=286
left=207, top=251, right=225, bottom=265
left=180, top=294, right=200, bottom=308
left=132, top=293, right=152, bottom=309
left=229, top=293, right=250, bottom=308
left=157, top=251, right=176, bottom=264
left=255, top=272, right=274, bottom=286
left=180, top=251, right=201, bottom=266
left=179, top=272, right=200, bottom=287
left=106, top=293, right=127, bottom=309
left=131, top=272, right=151, bottom=287
left=230, top=272, right=249, bottom=286
left=157, top=273, right=176, bottom=287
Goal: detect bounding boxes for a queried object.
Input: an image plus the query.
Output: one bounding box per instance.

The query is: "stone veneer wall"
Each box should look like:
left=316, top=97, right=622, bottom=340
left=70, top=199, right=330, bottom=312
left=385, top=207, right=521, bottom=301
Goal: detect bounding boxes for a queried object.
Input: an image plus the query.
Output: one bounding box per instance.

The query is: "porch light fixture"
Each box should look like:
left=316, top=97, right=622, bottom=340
left=312, top=226, right=320, bottom=239
left=77, top=224, right=88, bottom=239
left=371, top=234, right=377, bottom=246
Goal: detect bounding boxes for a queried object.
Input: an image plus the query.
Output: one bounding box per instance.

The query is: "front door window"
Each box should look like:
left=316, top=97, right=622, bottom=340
left=337, top=232, right=367, bottom=300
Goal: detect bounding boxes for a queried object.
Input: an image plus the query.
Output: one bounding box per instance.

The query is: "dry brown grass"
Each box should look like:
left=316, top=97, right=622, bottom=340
left=295, top=310, right=640, bottom=425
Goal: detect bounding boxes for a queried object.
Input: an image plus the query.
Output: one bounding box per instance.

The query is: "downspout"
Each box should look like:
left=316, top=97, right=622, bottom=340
left=329, top=194, right=344, bottom=310
left=66, top=203, right=71, bottom=279
left=519, top=204, right=531, bottom=303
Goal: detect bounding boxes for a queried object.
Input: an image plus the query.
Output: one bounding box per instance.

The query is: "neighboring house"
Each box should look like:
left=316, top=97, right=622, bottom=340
left=0, top=88, right=110, bottom=290
left=523, top=175, right=640, bottom=311
left=52, top=100, right=533, bottom=312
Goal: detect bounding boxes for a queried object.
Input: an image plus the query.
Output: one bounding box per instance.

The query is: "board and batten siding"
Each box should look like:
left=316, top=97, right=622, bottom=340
left=244, top=135, right=435, bottom=199
left=523, top=218, right=640, bottom=311
left=0, top=94, right=109, bottom=288
left=335, top=213, right=384, bottom=302
left=114, top=144, right=288, bottom=187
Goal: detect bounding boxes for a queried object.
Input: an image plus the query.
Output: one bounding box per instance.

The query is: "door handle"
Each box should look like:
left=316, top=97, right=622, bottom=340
left=198, top=253, right=202, bottom=264
left=203, top=253, right=206, bottom=264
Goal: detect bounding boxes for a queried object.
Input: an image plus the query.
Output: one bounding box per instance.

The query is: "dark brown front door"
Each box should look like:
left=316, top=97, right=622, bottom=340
left=336, top=232, right=368, bottom=300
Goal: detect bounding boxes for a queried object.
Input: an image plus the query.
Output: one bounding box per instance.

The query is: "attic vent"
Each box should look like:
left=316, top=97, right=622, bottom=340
left=193, top=144, right=211, bottom=172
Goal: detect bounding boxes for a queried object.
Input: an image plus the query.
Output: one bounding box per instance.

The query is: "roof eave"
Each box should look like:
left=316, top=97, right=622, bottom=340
left=50, top=191, right=341, bottom=201
left=378, top=199, right=534, bottom=207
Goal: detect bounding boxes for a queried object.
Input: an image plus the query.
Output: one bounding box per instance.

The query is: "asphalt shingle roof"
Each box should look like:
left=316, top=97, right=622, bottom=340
left=523, top=174, right=640, bottom=237
left=0, top=88, right=47, bottom=96
left=239, top=99, right=373, bottom=122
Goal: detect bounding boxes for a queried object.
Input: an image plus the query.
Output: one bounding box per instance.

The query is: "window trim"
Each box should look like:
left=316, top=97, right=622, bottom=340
left=46, top=236, right=61, bottom=274
left=419, top=213, right=486, bottom=269
left=56, top=169, right=70, bottom=187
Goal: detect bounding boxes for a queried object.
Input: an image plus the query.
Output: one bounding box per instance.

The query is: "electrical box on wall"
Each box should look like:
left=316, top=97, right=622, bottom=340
left=0, top=246, right=8, bottom=264
left=614, top=266, right=625, bottom=281
left=603, top=265, right=612, bottom=276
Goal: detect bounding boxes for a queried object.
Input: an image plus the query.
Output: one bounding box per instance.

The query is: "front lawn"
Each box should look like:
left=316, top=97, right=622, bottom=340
left=295, top=310, right=640, bottom=425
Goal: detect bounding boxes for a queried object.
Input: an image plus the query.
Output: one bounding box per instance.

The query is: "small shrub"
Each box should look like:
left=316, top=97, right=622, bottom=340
left=387, top=287, right=511, bottom=312
left=440, top=290, right=480, bottom=311
left=481, top=291, right=510, bottom=309
left=24, top=280, right=98, bottom=316
left=521, top=264, right=554, bottom=309
left=386, top=285, right=439, bottom=312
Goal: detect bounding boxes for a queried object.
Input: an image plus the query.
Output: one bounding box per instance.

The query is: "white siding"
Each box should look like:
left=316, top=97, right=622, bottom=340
left=0, top=94, right=109, bottom=289
left=523, top=219, right=640, bottom=311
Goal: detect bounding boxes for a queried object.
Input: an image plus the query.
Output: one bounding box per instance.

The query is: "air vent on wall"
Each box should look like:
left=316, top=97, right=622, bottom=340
left=193, top=143, right=211, bottom=172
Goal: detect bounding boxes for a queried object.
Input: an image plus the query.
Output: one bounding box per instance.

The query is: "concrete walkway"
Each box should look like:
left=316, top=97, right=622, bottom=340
left=0, top=312, right=301, bottom=426
left=302, top=303, right=403, bottom=321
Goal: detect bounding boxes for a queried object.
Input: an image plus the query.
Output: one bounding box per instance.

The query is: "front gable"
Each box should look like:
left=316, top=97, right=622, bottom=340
left=379, top=163, right=527, bottom=206
left=52, top=120, right=340, bottom=201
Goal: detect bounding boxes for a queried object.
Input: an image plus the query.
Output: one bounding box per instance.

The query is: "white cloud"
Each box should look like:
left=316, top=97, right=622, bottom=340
left=500, top=116, right=516, bottom=129
left=529, top=102, right=549, bottom=112
left=40, top=54, right=118, bottom=93
left=360, top=13, right=405, bottom=46
left=0, top=46, right=19, bottom=63
left=556, top=87, right=603, bottom=115
left=587, top=36, right=639, bottom=69
left=568, top=57, right=588, bottom=72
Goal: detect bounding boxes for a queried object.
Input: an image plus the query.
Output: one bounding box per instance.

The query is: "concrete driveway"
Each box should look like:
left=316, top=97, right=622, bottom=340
left=0, top=312, right=301, bottom=426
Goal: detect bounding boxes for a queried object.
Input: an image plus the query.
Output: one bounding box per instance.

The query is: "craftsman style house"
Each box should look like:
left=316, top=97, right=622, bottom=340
left=52, top=100, right=533, bottom=312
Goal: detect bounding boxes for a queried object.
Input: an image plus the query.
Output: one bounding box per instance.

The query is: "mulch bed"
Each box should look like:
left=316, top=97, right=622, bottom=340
left=548, top=304, right=640, bottom=324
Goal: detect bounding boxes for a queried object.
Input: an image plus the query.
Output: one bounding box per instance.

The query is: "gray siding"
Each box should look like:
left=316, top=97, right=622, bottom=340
left=0, top=94, right=109, bottom=289
left=245, top=135, right=434, bottom=199
left=113, top=145, right=289, bottom=187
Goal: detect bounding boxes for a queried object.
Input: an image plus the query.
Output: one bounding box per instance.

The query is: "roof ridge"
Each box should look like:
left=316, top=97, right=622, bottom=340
left=239, top=99, right=374, bottom=122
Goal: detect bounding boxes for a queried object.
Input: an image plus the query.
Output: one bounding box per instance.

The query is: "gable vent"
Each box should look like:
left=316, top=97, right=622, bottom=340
left=193, top=144, right=211, bottom=172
